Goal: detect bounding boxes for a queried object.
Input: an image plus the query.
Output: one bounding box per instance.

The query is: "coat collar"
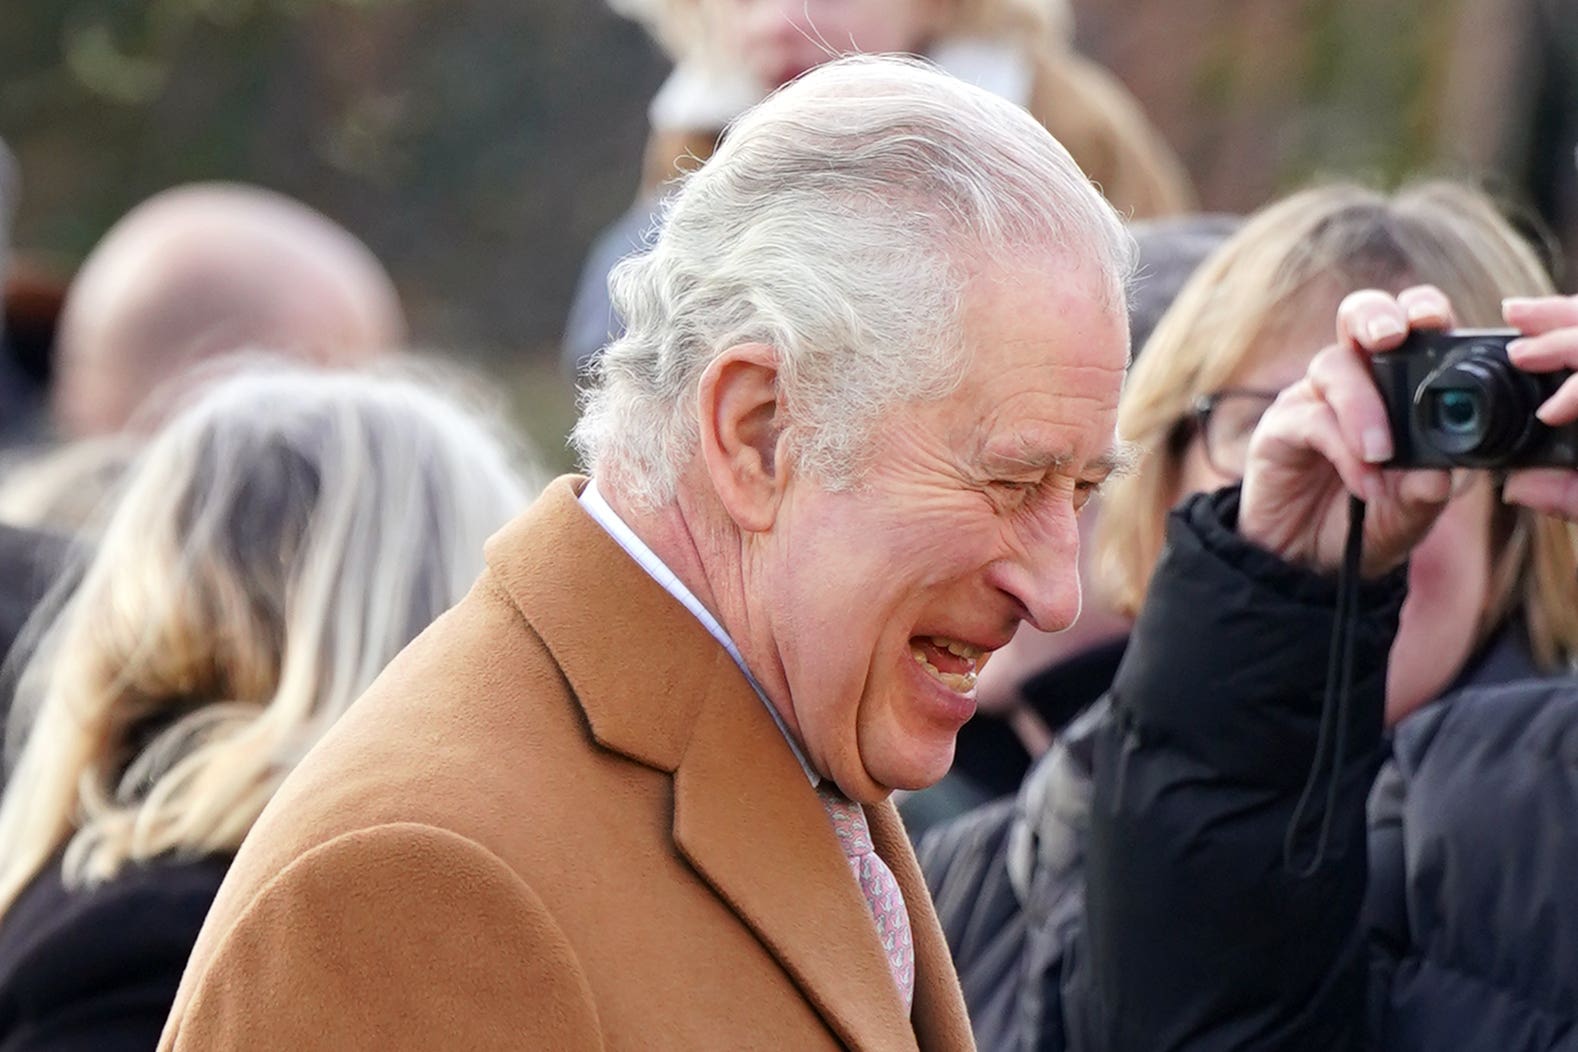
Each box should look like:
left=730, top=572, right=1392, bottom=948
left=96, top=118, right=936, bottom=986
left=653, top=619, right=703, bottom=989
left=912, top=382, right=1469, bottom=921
left=484, top=477, right=971, bottom=1050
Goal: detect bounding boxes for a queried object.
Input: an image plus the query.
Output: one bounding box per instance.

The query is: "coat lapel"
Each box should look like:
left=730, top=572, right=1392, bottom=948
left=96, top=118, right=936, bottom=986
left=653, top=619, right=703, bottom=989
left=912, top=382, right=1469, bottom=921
left=486, top=477, right=959, bottom=1051
left=672, top=672, right=917, bottom=1052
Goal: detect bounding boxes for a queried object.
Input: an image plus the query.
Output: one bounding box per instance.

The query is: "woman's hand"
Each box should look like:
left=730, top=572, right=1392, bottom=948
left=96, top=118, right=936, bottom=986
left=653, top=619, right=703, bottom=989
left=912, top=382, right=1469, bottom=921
left=1238, top=286, right=1457, bottom=577
left=1502, top=294, right=1578, bottom=521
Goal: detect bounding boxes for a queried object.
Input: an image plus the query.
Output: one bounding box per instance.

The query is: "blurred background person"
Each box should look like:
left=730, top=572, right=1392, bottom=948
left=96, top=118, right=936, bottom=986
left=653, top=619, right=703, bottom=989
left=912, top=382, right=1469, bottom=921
left=0, top=362, right=538, bottom=1050
left=50, top=182, right=405, bottom=439
left=919, top=179, right=1578, bottom=1052
left=0, top=179, right=408, bottom=538
left=0, top=180, right=412, bottom=723
left=897, top=212, right=1241, bottom=841
left=561, top=0, right=1195, bottom=372
left=0, top=180, right=407, bottom=528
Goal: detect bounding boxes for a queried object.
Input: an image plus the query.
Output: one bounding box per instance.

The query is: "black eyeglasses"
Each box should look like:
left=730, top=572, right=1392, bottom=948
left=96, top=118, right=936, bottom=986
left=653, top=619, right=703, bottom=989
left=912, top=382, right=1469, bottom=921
left=1190, top=388, right=1281, bottom=479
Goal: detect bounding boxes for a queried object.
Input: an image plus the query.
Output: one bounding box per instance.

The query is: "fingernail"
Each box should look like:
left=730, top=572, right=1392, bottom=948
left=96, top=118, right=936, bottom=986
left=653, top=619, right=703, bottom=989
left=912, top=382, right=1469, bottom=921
left=1362, top=426, right=1393, bottom=463
left=1503, top=297, right=1535, bottom=314
left=1366, top=316, right=1406, bottom=344
left=1537, top=402, right=1560, bottom=426
left=1508, top=337, right=1530, bottom=359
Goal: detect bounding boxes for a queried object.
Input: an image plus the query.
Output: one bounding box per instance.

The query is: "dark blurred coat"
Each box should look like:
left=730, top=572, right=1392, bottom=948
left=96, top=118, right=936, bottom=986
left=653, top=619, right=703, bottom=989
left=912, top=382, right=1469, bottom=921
left=920, top=702, right=1108, bottom=1052
left=0, top=853, right=231, bottom=1051
left=1361, top=676, right=1578, bottom=1050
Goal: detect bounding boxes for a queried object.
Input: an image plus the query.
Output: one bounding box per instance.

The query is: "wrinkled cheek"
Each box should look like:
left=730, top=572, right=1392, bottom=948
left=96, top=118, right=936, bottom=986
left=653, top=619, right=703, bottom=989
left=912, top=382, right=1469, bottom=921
left=777, top=613, right=876, bottom=764
left=852, top=664, right=902, bottom=774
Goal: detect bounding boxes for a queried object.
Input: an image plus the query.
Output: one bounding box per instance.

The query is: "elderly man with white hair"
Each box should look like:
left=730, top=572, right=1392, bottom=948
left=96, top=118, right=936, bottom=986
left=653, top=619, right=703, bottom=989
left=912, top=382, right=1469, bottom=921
left=158, top=55, right=1134, bottom=1051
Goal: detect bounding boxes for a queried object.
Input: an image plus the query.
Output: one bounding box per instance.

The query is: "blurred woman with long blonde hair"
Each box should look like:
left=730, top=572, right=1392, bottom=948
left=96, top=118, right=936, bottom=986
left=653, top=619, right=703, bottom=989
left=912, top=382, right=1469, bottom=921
left=0, top=362, right=537, bottom=1049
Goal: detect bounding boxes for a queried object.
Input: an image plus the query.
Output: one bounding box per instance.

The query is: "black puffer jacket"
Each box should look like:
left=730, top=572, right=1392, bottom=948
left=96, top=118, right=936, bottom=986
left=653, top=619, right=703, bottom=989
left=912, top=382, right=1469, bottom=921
left=1365, top=680, right=1578, bottom=1049
left=1072, top=488, right=1578, bottom=1051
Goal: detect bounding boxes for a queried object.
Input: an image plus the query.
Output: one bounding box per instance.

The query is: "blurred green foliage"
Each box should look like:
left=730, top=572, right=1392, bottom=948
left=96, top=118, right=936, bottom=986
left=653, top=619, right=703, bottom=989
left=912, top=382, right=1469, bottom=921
left=0, top=0, right=666, bottom=367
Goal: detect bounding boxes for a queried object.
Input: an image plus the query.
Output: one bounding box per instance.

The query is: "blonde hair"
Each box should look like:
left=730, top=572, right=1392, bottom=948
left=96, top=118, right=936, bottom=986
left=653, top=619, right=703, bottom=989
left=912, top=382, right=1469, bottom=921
left=0, top=362, right=538, bottom=918
left=1097, top=181, right=1578, bottom=671
left=0, top=435, right=139, bottom=535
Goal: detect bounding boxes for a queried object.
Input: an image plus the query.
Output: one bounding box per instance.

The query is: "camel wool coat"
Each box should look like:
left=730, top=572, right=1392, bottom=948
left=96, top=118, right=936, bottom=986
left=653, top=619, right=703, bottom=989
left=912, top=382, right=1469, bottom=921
left=158, top=476, right=975, bottom=1051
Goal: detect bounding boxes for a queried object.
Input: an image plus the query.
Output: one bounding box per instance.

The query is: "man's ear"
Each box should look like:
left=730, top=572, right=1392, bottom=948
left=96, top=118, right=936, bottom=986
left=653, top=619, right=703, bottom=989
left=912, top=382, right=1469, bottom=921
left=696, top=343, right=791, bottom=533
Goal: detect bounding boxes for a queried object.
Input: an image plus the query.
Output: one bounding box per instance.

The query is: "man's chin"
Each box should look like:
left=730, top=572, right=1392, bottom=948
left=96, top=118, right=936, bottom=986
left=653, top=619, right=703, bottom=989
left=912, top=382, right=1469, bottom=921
left=861, top=740, right=959, bottom=795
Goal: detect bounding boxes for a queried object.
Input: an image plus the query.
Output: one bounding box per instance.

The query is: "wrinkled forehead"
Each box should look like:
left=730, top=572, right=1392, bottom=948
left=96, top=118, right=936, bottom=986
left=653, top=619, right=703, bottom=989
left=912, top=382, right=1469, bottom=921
left=961, top=254, right=1130, bottom=357
left=942, top=260, right=1128, bottom=439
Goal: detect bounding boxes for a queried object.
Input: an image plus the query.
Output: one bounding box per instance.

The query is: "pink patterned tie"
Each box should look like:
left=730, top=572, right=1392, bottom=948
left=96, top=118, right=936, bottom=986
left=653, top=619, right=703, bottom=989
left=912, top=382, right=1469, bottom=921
left=817, top=785, right=915, bottom=1011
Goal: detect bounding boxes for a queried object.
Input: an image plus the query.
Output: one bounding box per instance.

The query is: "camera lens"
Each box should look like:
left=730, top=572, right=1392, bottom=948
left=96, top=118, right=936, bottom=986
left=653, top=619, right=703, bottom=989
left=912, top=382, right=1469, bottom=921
left=1412, top=343, right=1543, bottom=465
left=1431, top=388, right=1482, bottom=436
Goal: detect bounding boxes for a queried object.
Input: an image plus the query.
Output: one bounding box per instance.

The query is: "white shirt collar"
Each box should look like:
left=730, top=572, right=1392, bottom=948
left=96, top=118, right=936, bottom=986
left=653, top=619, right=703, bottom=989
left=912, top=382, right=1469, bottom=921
left=579, top=479, right=819, bottom=785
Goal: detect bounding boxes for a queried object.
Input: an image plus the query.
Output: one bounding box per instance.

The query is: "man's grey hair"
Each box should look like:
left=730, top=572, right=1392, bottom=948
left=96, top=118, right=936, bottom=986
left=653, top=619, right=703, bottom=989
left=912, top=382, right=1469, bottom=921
left=572, top=55, right=1136, bottom=507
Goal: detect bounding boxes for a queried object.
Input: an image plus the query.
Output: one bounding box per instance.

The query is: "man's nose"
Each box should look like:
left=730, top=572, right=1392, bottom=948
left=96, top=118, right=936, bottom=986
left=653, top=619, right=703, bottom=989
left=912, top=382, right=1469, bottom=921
left=987, top=509, right=1084, bottom=633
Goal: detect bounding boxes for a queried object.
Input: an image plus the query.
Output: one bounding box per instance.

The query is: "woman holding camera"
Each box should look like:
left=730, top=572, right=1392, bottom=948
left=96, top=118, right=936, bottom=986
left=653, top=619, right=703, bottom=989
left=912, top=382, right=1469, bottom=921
left=921, top=181, right=1578, bottom=1050
left=1070, top=237, right=1578, bottom=1048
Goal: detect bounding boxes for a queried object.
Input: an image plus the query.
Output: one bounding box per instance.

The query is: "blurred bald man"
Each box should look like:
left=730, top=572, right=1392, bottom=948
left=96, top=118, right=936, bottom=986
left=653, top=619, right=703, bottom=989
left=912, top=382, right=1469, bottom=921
left=53, top=183, right=404, bottom=436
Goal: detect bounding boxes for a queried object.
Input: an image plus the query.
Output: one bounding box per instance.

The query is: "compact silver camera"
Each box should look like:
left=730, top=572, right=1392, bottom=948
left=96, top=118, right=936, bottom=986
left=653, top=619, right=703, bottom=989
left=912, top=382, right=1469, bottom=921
left=1369, top=329, right=1578, bottom=469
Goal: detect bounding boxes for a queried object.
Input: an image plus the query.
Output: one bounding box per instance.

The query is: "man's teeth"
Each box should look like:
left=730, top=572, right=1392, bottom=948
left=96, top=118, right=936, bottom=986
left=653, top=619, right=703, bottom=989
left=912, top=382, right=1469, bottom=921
left=931, top=635, right=984, bottom=660
left=910, top=638, right=981, bottom=693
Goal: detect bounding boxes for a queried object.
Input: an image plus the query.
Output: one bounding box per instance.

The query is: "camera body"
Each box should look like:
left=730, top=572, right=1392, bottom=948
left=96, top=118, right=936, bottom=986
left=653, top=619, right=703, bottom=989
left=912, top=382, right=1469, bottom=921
left=1369, top=329, right=1578, bottom=469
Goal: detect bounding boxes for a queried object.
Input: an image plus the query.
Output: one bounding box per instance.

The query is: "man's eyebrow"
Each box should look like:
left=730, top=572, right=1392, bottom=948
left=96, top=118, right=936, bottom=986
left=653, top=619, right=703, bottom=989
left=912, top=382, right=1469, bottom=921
left=981, top=438, right=1141, bottom=479
left=1091, top=440, right=1142, bottom=480
left=980, top=445, right=1065, bottom=473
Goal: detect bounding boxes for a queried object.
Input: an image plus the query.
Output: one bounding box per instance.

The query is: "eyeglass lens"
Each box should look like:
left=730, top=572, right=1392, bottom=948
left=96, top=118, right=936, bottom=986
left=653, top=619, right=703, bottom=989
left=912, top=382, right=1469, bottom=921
left=1203, top=392, right=1278, bottom=477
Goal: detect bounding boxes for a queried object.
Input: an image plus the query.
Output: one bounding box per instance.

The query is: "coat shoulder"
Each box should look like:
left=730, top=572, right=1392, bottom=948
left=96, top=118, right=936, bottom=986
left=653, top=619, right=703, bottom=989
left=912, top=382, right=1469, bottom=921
left=164, top=822, right=600, bottom=1051
left=169, top=573, right=601, bottom=1021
